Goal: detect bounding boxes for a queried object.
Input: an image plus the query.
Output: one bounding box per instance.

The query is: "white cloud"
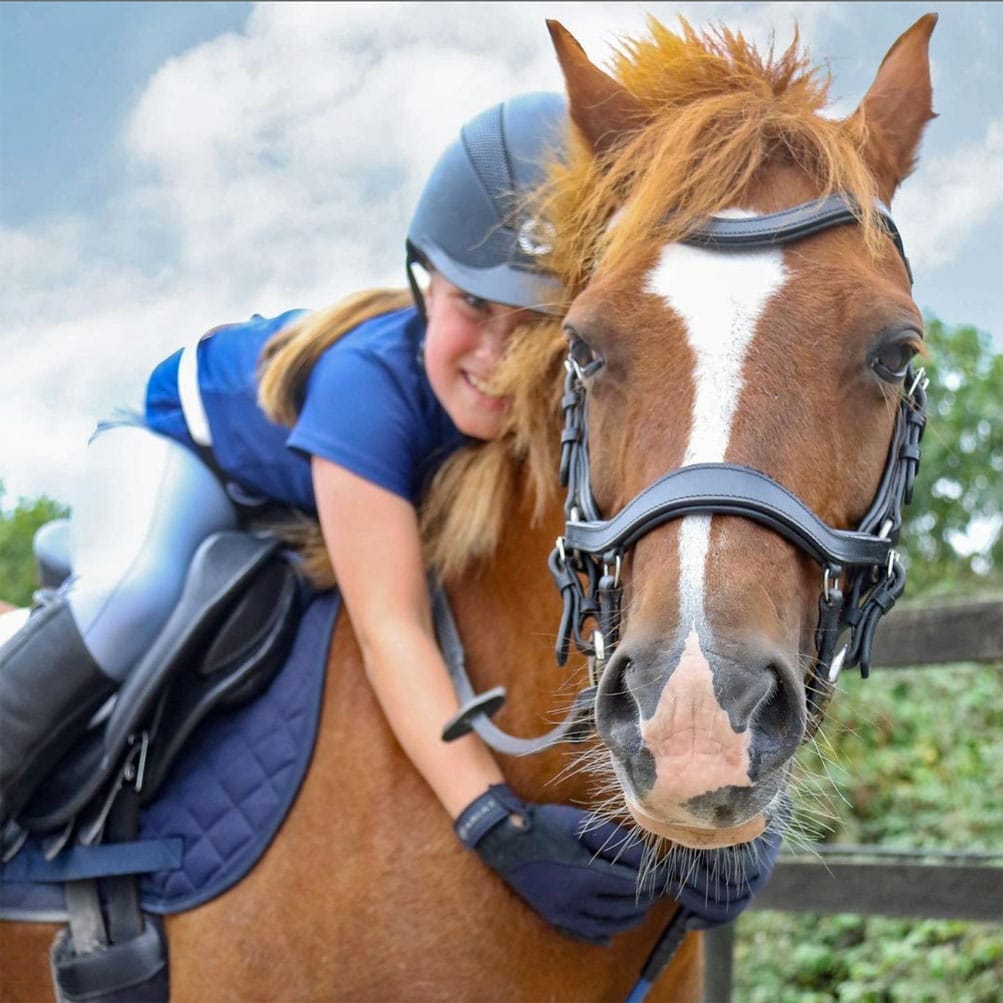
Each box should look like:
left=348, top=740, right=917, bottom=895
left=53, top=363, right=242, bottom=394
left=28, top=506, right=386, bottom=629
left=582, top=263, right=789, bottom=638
left=2, top=2, right=570, bottom=506
left=0, top=0, right=986, bottom=511
left=893, top=119, right=1003, bottom=270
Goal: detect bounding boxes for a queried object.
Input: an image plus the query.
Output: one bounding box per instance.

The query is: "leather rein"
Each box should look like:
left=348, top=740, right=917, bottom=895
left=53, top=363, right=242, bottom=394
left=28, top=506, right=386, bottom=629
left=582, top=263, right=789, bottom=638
left=439, top=192, right=927, bottom=753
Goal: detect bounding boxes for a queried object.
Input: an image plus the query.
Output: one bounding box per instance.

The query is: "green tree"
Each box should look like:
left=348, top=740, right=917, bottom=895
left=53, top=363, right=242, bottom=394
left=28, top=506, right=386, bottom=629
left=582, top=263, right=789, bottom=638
left=900, top=318, right=1003, bottom=595
left=0, top=481, right=70, bottom=607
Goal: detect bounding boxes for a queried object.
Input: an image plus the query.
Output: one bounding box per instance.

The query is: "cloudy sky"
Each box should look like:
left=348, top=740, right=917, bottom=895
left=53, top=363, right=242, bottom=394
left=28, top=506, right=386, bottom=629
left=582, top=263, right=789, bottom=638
left=2, top=1, right=1000, bottom=509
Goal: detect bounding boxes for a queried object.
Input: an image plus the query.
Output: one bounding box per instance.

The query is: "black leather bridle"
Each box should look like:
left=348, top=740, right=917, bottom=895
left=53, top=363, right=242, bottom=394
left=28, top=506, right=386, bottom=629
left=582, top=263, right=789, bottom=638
left=549, top=193, right=928, bottom=732
left=440, top=192, right=927, bottom=752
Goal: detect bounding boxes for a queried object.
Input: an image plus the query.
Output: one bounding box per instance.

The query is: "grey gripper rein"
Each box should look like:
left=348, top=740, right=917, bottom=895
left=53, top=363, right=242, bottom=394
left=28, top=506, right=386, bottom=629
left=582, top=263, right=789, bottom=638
left=439, top=191, right=927, bottom=754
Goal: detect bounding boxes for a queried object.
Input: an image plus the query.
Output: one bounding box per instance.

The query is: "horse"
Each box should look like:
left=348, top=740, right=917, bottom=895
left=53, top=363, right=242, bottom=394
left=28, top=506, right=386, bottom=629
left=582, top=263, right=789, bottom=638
left=1, top=11, right=936, bottom=1001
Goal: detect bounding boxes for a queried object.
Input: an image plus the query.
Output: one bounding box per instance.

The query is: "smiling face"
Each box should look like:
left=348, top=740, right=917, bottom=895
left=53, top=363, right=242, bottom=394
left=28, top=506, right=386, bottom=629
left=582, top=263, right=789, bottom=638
left=423, top=272, right=537, bottom=440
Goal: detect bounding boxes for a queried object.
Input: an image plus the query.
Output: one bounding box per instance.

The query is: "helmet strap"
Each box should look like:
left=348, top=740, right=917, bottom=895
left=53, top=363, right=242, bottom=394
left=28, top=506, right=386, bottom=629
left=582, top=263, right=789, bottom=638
left=405, top=241, right=429, bottom=324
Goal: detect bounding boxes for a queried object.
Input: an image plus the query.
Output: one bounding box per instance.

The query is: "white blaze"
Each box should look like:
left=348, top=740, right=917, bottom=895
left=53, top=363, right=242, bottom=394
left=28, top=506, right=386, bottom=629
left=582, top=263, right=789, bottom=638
left=644, top=233, right=787, bottom=632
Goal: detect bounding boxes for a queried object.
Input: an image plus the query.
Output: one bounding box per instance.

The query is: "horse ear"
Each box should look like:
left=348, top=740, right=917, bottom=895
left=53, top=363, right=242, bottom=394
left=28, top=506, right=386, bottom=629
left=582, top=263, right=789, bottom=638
left=546, top=19, right=647, bottom=157
left=853, top=13, right=938, bottom=203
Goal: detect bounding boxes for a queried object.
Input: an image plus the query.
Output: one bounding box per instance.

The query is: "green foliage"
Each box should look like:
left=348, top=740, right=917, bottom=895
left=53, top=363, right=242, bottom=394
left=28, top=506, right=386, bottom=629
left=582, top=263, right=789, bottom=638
left=734, top=660, right=1003, bottom=997
left=737, top=912, right=1003, bottom=1003
left=0, top=480, right=69, bottom=606
left=899, top=319, right=1003, bottom=595
left=733, top=317, right=1003, bottom=1000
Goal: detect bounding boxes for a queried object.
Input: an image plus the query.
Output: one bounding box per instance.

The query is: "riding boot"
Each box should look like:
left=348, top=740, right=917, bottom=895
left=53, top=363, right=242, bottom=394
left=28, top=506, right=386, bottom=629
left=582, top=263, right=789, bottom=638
left=0, top=597, right=117, bottom=826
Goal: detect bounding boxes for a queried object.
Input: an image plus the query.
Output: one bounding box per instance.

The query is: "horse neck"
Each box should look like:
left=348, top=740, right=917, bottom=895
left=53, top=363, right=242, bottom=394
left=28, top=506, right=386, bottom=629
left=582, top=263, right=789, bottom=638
left=448, top=475, right=599, bottom=803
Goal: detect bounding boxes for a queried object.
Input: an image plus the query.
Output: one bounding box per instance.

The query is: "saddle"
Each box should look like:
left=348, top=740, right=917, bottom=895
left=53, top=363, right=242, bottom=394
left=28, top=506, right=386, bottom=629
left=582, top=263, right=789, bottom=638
left=4, top=527, right=305, bottom=1003
left=13, top=530, right=303, bottom=844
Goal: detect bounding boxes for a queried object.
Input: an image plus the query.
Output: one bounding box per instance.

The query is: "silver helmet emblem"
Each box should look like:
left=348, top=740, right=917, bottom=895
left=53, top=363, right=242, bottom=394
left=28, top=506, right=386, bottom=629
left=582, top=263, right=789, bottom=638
left=517, top=217, right=556, bottom=257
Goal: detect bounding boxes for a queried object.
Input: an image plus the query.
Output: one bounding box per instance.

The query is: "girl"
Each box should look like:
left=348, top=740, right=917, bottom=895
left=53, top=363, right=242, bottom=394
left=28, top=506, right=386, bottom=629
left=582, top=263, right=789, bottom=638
left=0, top=92, right=671, bottom=945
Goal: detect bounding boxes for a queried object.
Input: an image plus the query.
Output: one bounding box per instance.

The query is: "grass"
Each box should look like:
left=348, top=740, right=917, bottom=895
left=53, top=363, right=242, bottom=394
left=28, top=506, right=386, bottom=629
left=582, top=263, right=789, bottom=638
left=732, top=662, right=1003, bottom=1002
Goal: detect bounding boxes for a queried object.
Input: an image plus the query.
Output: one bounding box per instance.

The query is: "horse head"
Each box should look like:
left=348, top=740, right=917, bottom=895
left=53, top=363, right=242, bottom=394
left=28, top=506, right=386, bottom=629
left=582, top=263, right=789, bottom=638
left=542, top=14, right=936, bottom=850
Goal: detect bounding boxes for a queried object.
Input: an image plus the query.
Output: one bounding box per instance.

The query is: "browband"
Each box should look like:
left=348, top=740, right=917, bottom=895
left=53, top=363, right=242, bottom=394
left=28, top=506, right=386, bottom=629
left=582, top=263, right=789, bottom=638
left=679, top=193, right=911, bottom=283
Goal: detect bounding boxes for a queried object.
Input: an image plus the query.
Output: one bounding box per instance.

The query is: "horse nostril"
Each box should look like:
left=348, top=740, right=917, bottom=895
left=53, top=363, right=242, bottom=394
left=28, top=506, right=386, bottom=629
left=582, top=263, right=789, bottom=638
left=753, top=666, right=781, bottom=726
left=753, top=662, right=803, bottom=756
left=595, top=653, right=643, bottom=757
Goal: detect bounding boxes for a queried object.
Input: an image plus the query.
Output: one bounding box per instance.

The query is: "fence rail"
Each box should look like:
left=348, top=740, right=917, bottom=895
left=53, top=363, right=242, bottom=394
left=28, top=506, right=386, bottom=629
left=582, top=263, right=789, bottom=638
left=703, top=594, right=1003, bottom=1003
left=869, top=595, right=1003, bottom=666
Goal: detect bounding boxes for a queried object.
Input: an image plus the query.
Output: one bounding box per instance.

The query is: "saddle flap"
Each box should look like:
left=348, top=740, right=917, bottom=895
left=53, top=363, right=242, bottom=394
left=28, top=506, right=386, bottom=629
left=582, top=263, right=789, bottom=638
left=103, top=531, right=282, bottom=757
left=140, top=559, right=302, bottom=802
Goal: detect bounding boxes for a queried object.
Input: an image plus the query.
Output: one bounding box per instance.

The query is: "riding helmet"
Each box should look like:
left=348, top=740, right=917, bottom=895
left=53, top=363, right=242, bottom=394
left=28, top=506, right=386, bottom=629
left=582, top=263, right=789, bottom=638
left=406, top=91, right=567, bottom=315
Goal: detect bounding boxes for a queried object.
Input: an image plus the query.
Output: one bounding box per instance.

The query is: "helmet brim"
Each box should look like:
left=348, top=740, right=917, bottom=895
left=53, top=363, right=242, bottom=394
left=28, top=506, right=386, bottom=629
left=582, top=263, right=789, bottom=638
left=418, top=243, right=566, bottom=317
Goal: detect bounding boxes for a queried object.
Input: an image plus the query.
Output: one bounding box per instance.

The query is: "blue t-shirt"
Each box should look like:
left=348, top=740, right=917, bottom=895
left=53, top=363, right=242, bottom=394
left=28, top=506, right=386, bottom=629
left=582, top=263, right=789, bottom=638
left=145, top=307, right=468, bottom=513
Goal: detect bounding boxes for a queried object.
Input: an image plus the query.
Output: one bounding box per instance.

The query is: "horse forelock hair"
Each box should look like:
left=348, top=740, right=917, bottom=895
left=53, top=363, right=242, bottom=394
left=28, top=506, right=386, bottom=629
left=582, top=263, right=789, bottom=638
left=544, top=16, right=887, bottom=292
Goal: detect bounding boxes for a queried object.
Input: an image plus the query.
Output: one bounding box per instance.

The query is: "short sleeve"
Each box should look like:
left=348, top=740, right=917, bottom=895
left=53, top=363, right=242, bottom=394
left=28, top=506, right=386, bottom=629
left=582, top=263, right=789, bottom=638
left=287, top=342, right=421, bottom=501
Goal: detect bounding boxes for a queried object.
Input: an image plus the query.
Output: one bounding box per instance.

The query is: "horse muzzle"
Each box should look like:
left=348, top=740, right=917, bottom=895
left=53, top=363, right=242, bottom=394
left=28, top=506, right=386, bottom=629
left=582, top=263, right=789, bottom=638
left=595, top=628, right=803, bottom=848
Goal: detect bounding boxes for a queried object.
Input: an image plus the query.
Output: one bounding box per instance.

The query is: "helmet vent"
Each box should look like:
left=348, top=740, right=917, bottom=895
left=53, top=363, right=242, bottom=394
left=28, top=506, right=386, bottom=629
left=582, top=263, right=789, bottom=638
left=461, top=105, right=516, bottom=226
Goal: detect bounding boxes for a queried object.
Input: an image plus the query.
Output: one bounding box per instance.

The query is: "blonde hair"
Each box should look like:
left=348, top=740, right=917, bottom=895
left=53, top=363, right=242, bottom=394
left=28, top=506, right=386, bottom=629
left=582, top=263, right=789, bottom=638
left=258, top=288, right=414, bottom=426
left=256, top=288, right=413, bottom=587
left=255, top=287, right=563, bottom=589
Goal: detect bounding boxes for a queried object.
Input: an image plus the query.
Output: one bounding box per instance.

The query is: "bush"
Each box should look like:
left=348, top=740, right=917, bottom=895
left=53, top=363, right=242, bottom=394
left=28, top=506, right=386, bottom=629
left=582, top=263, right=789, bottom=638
left=734, top=662, right=1003, bottom=1001
left=0, top=481, right=69, bottom=606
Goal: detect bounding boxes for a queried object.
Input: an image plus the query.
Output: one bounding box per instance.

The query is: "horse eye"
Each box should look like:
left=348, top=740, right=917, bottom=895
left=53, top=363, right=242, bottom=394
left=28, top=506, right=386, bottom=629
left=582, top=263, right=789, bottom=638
left=870, top=337, right=919, bottom=383
left=565, top=329, right=605, bottom=378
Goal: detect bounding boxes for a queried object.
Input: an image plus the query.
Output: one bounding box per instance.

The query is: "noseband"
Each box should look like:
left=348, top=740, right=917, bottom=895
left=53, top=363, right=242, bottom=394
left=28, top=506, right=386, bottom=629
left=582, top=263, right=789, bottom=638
left=549, top=193, right=928, bottom=732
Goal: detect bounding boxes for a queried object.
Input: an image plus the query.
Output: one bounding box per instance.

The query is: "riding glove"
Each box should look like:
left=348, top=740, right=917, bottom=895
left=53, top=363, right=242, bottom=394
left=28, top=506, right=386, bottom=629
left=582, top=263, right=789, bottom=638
left=456, top=784, right=782, bottom=938
left=574, top=815, right=782, bottom=930
left=454, top=783, right=652, bottom=945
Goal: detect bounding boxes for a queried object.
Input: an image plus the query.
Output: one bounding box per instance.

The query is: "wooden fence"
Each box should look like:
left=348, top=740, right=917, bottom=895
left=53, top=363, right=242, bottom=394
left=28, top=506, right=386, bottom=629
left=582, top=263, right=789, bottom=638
left=703, top=595, right=1003, bottom=1002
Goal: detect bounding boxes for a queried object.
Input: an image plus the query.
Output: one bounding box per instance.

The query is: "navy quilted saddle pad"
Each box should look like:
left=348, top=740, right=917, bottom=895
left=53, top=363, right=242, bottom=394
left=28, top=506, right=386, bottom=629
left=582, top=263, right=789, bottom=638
left=0, top=590, right=341, bottom=919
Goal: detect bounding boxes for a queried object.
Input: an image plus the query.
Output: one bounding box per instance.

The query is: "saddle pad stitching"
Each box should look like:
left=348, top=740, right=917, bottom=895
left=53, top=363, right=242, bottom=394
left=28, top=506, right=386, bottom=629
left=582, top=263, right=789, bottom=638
left=0, top=592, right=340, bottom=920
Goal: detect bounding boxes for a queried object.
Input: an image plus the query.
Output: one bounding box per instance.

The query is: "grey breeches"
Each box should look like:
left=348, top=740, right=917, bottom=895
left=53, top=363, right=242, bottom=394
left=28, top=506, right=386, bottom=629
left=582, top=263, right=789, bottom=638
left=64, top=423, right=238, bottom=682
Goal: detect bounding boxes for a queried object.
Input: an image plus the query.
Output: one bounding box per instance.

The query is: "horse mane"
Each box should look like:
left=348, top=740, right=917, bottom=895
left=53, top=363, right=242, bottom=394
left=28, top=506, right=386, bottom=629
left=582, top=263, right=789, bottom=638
left=423, top=16, right=892, bottom=582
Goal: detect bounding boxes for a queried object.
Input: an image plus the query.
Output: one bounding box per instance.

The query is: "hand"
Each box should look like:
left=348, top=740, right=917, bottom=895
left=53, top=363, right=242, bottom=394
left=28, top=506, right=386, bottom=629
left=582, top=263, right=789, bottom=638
left=454, top=784, right=652, bottom=945
left=581, top=821, right=781, bottom=930
left=665, top=825, right=782, bottom=929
